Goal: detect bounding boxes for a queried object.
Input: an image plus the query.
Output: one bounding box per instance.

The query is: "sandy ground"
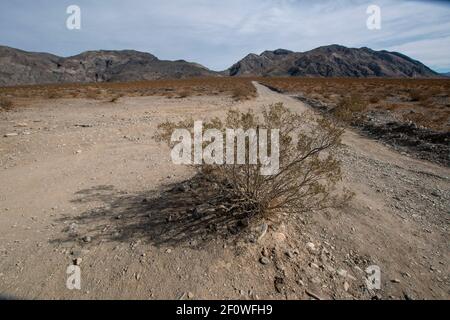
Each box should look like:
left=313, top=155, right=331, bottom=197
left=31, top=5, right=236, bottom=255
left=0, top=82, right=448, bottom=300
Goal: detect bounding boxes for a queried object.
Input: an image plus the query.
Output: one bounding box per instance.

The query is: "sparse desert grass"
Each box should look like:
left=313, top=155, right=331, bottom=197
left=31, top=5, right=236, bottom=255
left=0, top=77, right=257, bottom=103
left=258, top=78, right=450, bottom=131
left=408, top=88, right=430, bottom=102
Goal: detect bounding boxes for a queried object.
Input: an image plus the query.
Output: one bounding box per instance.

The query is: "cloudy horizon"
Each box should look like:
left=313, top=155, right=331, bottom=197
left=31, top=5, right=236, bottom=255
left=0, top=0, right=449, bottom=72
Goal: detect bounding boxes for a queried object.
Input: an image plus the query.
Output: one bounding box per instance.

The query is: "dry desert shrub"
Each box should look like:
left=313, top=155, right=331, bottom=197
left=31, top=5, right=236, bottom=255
left=177, top=90, right=191, bottom=99
left=0, top=97, right=13, bottom=111
left=333, top=94, right=366, bottom=122
left=384, top=103, right=410, bottom=111
left=409, top=89, right=428, bottom=102
left=85, top=89, right=101, bottom=99
left=369, top=96, right=380, bottom=104
left=231, top=87, right=252, bottom=101
left=402, top=111, right=432, bottom=128
left=154, top=103, right=352, bottom=226
left=109, top=93, right=123, bottom=103
left=403, top=108, right=450, bottom=131
left=46, top=90, right=59, bottom=99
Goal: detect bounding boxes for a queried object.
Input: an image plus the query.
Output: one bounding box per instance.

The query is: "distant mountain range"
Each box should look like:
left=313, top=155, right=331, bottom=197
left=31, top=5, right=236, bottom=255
left=226, top=45, right=439, bottom=78
left=0, top=44, right=442, bottom=86
left=0, top=46, right=216, bottom=86
left=441, top=72, right=450, bottom=77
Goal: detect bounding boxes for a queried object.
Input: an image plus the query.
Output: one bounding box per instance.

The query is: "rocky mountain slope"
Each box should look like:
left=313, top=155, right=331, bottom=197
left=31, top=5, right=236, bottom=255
left=227, top=45, right=439, bottom=78
left=0, top=46, right=217, bottom=86
left=0, top=44, right=442, bottom=86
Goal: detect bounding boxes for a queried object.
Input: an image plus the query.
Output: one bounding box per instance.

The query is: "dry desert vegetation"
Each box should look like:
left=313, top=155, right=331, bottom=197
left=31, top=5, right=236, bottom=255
left=0, top=78, right=449, bottom=300
left=0, top=77, right=257, bottom=102
left=259, top=78, right=450, bottom=165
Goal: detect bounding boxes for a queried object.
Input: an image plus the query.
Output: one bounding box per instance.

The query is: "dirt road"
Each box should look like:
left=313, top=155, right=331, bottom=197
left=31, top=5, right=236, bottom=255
left=0, top=82, right=448, bottom=299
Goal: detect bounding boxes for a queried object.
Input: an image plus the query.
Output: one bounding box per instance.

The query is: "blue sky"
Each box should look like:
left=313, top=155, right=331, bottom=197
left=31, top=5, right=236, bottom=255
left=0, top=0, right=449, bottom=72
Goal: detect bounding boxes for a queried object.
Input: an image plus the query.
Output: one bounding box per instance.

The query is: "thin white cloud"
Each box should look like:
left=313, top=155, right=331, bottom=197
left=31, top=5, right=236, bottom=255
left=387, top=37, right=450, bottom=71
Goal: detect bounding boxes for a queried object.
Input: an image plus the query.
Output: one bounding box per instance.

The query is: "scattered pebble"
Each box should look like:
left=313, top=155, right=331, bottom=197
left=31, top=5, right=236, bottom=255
left=344, top=281, right=350, bottom=292
left=257, top=223, right=268, bottom=242
left=403, top=291, right=415, bottom=300
left=272, top=232, right=286, bottom=242
left=4, top=133, right=18, bottom=137
left=285, top=250, right=295, bottom=259
left=306, top=242, right=316, bottom=252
